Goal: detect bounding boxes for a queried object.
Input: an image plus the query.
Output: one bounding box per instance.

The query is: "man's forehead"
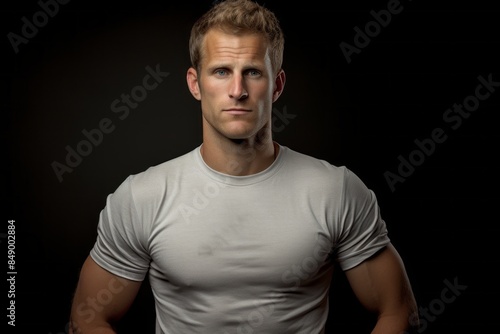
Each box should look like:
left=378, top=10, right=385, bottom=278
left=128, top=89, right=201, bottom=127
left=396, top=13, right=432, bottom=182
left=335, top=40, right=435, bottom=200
left=202, top=29, right=270, bottom=61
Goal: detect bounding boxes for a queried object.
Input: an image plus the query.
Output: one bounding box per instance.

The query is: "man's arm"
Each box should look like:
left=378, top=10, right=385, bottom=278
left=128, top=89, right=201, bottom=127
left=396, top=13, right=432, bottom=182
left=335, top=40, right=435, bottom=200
left=69, top=255, right=143, bottom=334
left=344, top=243, right=419, bottom=334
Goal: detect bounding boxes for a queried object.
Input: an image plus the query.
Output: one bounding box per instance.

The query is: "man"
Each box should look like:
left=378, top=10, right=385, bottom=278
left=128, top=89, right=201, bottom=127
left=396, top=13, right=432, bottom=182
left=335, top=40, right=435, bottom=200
left=69, top=0, right=419, bottom=333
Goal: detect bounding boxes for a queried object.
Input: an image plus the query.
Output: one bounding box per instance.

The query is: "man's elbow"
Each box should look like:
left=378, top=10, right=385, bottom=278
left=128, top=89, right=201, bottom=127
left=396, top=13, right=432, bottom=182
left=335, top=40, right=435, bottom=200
left=68, top=308, right=117, bottom=334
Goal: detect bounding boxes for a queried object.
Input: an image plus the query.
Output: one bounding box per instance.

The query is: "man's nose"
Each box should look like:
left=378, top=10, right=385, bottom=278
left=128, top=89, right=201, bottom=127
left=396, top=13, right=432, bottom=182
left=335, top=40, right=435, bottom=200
left=228, top=75, right=248, bottom=100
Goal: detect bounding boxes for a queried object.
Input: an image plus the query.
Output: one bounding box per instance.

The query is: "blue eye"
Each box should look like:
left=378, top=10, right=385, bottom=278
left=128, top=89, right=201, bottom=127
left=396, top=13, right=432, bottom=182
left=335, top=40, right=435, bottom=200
left=215, top=69, right=227, bottom=76
left=246, top=70, right=261, bottom=77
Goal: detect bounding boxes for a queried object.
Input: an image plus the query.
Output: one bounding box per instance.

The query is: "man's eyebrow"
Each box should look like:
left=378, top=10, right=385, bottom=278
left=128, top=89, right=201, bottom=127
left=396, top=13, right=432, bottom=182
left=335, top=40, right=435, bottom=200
left=207, top=63, right=231, bottom=70
left=207, top=60, right=265, bottom=69
left=242, top=63, right=265, bottom=70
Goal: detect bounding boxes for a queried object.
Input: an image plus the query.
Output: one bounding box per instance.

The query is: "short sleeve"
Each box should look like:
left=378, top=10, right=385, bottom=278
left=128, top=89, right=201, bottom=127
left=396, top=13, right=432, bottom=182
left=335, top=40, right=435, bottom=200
left=90, top=175, right=151, bottom=281
left=335, top=168, right=390, bottom=271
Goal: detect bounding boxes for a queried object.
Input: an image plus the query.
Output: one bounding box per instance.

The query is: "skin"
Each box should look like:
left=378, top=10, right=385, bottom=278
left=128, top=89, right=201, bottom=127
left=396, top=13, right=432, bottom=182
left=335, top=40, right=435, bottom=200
left=186, top=29, right=286, bottom=176
left=346, top=244, right=419, bottom=333
left=69, top=256, right=141, bottom=333
left=69, top=27, right=418, bottom=333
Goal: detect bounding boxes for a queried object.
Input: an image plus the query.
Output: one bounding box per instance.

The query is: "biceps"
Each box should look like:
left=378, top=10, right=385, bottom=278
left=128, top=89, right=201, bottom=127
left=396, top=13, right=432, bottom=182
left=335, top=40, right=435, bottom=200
left=344, top=243, right=414, bottom=313
left=70, top=255, right=142, bottom=327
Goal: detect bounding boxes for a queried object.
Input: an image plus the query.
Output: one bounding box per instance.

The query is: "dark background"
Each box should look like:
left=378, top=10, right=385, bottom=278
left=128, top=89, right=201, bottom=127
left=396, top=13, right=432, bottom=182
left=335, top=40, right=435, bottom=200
left=3, top=0, right=499, bottom=333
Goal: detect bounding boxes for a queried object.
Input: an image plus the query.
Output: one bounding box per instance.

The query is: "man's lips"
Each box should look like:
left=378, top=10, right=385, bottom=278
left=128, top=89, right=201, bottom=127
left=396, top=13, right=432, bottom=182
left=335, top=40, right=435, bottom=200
left=222, top=108, right=251, bottom=115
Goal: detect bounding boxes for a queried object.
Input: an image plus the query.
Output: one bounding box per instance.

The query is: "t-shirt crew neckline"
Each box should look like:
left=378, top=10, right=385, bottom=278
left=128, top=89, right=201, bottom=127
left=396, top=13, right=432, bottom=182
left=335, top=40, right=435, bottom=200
left=193, top=142, right=286, bottom=186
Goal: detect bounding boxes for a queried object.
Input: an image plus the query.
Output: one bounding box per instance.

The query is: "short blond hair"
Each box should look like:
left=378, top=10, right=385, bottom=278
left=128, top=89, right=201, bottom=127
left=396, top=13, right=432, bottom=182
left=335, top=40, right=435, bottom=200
left=189, top=0, right=284, bottom=74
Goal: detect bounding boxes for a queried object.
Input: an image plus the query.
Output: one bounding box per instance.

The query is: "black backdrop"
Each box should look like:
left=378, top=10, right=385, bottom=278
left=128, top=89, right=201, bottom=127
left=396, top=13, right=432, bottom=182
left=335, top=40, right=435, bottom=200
left=3, top=0, right=499, bottom=333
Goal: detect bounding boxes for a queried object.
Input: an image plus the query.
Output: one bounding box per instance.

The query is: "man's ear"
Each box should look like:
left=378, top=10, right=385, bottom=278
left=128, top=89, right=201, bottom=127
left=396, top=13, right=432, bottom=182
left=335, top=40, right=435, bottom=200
left=272, top=69, right=286, bottom=102
left=187, top=67, right=201, bottom=101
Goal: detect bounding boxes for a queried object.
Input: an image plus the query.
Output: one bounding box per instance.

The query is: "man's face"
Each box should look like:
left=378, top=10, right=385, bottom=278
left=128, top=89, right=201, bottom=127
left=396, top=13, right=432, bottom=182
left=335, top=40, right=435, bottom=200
left=187, top=28, right=283, bottom=141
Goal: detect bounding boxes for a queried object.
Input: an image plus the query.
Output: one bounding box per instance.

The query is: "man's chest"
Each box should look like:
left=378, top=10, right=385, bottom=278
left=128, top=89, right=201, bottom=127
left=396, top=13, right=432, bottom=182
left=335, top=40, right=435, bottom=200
left=147, top=195, right=333, bottom=290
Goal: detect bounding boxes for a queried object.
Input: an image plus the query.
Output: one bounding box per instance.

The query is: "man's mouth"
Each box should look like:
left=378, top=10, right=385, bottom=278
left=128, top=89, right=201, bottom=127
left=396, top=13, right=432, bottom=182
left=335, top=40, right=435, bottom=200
left=223, top=108, right=251, bottom=115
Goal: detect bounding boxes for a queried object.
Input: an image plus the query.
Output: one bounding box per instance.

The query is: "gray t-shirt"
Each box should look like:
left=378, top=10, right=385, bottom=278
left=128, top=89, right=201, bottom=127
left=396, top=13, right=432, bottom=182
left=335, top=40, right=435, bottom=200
left=90, top=143, right=390, bottom=334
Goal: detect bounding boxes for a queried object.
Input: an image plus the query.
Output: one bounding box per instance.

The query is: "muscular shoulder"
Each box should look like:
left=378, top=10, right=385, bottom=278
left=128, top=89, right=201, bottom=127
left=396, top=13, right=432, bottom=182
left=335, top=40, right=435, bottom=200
left=281, top=146, right=348, bottom=188
left=280, top=147, right=380, bottom=219
left=124, top=148, right=197, bottom=208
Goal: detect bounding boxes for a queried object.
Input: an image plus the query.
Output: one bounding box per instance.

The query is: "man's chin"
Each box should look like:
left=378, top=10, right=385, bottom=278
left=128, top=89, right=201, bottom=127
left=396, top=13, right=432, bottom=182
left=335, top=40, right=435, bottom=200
left=226, top=135, right=252, bottom=142
left=223, top=128, right=255, bottom=141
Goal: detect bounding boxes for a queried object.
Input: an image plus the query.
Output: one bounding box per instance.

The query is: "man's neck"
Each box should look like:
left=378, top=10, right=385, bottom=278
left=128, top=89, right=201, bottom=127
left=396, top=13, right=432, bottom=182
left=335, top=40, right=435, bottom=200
left=200, top=132, right=278, bottom=176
